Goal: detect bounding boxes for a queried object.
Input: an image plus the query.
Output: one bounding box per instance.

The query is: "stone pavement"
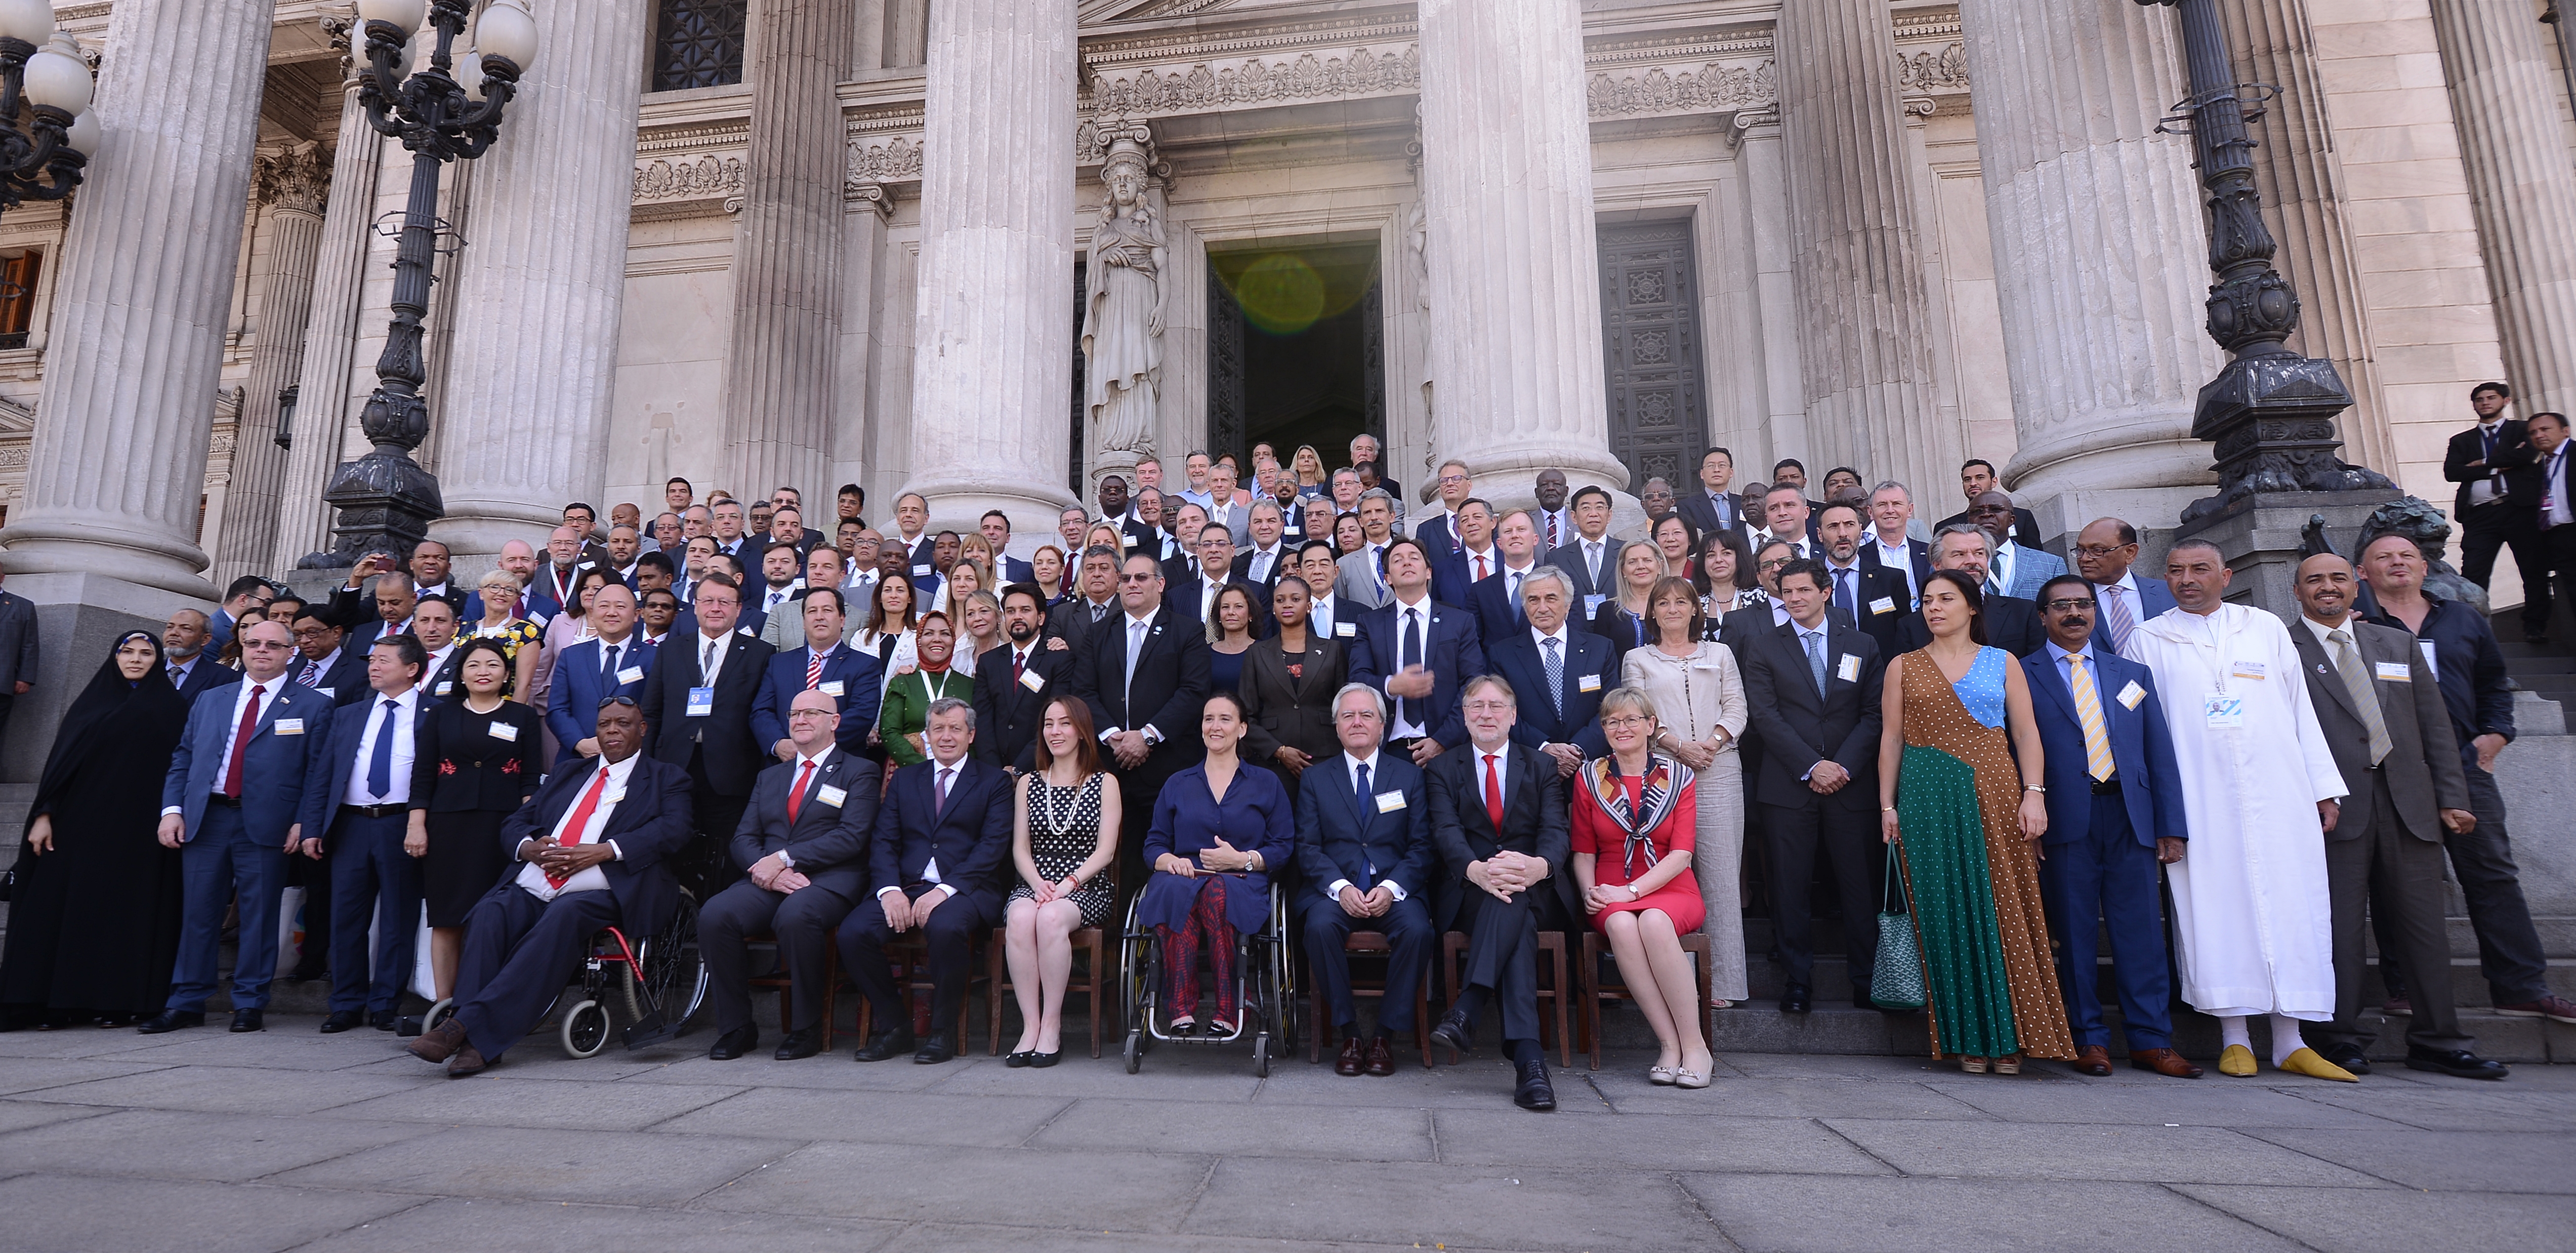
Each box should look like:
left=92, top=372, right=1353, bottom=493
left=0, top=1015, right=2569, bottom=1252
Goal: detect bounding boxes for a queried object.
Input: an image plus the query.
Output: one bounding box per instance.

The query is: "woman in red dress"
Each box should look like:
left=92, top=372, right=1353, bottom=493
left=1572, top=686, right=1712, bottom=1088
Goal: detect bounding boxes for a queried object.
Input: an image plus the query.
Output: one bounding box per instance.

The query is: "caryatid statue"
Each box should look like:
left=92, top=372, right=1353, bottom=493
left=1081, top=131, right=1167, bottom=462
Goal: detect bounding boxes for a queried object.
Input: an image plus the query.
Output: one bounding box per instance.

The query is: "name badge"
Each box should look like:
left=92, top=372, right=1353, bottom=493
left=2230, top=660, right=2266, bottom=681
left=2419, top=639, right=2440, bottom=681
left=616, top=666, right=644, bottom=685
left=489, top=720, right=519, bottom=741
left=816, top=784, right=848, bottom=809
left=687, top=686, right=715, bottom=717
left=2203, top=693, right=2245, bottom=729
left=1019, top=667, right=1047, bottom=693
left=2374, top=661, right=2411, bottom=682
left=435, top=681, right=453, bottom=696
left=819, top=680, right=846, bottom=697
left=1584, top=594, right=1606, bottom=617
left=2115, top=680, right=2146, bottom=710
left=1868, top=596, right=1896, bottom=616
left=576, top=560, right=594, bottom=571
left=274, top=717, right=305, bottom=735
left=912, top=563, right=932, bottom=576
left=1335, top=622, right=1355, bottom=638
left=313, top=686, right=334, bottom=700
left=1577, top=673, right=1602, bottom=693
left=603, top=787, right=626, bottom=804
left=1836, top=654, right=1862, bottom=684
left=1374, top=790, right=1407, bottom=813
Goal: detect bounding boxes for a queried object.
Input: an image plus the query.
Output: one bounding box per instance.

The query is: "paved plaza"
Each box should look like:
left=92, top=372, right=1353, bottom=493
left=0, top=1014, right=2569, bottom=1252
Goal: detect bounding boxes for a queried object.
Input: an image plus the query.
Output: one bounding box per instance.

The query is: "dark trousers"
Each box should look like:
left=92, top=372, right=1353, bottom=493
left=1303, top=894, right=1433, bottom=1034
left=326, top=810, right=422, bottom=1015
left=2460, top=503, right=2551, bottom=632
left=2035, top=792, right=2175, bottom=1049
left=699, top=878, right=855, bottom=1034
left=2378, top=761, right=2549, bottom=1005
left=2312, top=773, right=2469, bottom=1055
left=836, top=882, right=996, bottom=1035
left=452, top=884, right=618, bottom=1062
left=1449, top=887, right=1561, bottom=1044
left=682, top=748, right=750, bottom=901
left=1760, top=800, right=1878, bottom=996
left=168, top=803, right=288, bottom=1013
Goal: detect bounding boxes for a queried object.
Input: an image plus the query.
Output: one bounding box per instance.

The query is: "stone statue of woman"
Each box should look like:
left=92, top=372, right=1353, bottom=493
left=1081, top=137, right=1166, bottom=458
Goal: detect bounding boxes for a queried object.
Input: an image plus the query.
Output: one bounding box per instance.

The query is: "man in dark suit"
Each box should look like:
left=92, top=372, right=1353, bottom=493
left=2443, top=382, right=2547, bottom=626
left=640, top=574, right=776, bottom=900
left=1046, top=544, right=1126, bottom=648
left=0, top=563, right=32, bottom=757
left=749, top=587, right=884, bottom=762
left=1468, top=509, right=1546, bottom=646
left=2524, top=411, right=2574, bottom=646
left=1896, top=523, right=2047, bottom=657
left=977, top=510, right=1037, bottom=585
left=1234, top=500, right=1297, bottom=591
left=1412, top=459, right=1475, bottom=557
left=840, top=699, right=1014, bottom=1064
left=343, top=577, right=419, bottom=660
left=1935, top=458, right=2040, bottom=549
left=2287, top=554, right=2505, bottom=1080
left=1814, top=502, right=1912, bottom=656
left=1096, top=475, right=1158, bottom=555
left=205, top=575, right=273, bottom=653
left=701, top=690, right=882, bottom=1061
left=403, top=700, right=696, bottom=1075
left=287, top=609, right=368, bottom=707
left=1072, top=551, right=1213, bottom=895
left=1676, top=446, right=1744, bottom=537
left=1296, top=685, right=1438, bottom=1077
left=1480, top=565, right=1612, bottom=771
left=140, top=619, right=338, bottom=1035
left=1349, top=538, right=1484, bottom=764
left=2068, top=517, right=2178, bottom=659
left=1858, top=482, right=1931, bottom=610
left=1424, top=675, right=1573, bottom=1111
left=311, top=634, right=437, bottom=1034
left=1541, top=484, right=1619, bottom=605
left=1739, top=559, right=1885, bottom=1015
left=973, top=585, right=1075, bottom=771
left=1758, top=484, right=1821, bottom=559
left=161, top=608, right=236, bottom=711
left=2020, top=576, right=2200, bottom=1078
left=1429, top=499, right=1500, bottom=607
left=1168, top=524, right=1271, bottom=636
left=886, top=492, right=941, bottom=594
left=545, top=583, right=653, bottom=767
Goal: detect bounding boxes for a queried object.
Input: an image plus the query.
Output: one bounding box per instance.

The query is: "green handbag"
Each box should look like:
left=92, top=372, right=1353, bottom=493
left=1871, top=840, right=1926, bottom=1011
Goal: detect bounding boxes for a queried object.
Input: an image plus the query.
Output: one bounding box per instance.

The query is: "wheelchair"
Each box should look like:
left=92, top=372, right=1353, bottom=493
left=1118, top=877, right=1298, bottom=1076
left=416, top=888, right=711, bottom=1059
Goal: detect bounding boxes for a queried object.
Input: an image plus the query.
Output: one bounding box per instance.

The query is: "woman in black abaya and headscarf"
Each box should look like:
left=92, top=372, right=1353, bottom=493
left=1, top=631, right=190, bottom=1028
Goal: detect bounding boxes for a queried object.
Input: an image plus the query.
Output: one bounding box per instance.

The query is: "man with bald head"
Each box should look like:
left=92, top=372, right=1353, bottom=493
left=2071, top=517, right=2176, bottom=659
left=495, top=538, right=540, bottom=621
left=533, top=523, right=594, bottom=615
left=1970, top=489, right=2065, bottom=601
left=162, top=608, right=233, bottom=709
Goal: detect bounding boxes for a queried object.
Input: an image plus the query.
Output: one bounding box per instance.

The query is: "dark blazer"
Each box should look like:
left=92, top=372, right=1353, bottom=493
left=895, top=532, right=940, bottom=593
left=2019, top=646, right=2187, bottom=848
left=496, top=753, right=696, bottom=933
left=0, top=588, right=34, bottom=692
left=1294, top=751, right=1436, bottom=909
left=1166, top=573, right=1272, bottom=636
left=1935, top=505, right=2041, bottom=550
left=2289, top=618, right=2469, bottom=844
left=1897, top=586, right=2047, bottom=657
left=1676, top=490, right=1743, bottom=538
left=290, top=647, right=368, bottom=707
left=1231, top=544, right=1298, bottom=592
left=1414, top=510, right=1461, bottom=558
left=1045, top=595, right=1123, bottom=649
left=161, top=677, right=337, bottom=841
left=1586, top=596, right=1654, bottom=674
left=749, top=644, right=884, bottom=758
left=1467, top=565, right=1536, bottom=648
left=316, top=692, right=442, bottom=831
left=1069, top=607, right=1214, bottom=782
left=970, top=639, right=1079, bottom=771
left=1236, top=633, right=1349, bottom=769
left=411, top=698, right=544, bottom=814
left=1480, top=626, right=1614, bottom=757
left=729, top=748, right=881, bottom=901
left=1423, top=741, right=1579, bottom=931
left=1541, top=537, right=1619, bottom=602
left=545, top=635, right=656, bottom=766
left=167, top=654, right=239, bottom=711
left=2443, top=419, right=2541, bottom=517
left=2094, top=575, right=2179, bottom=626
left=997, top=555, right=1036, bottom=586
left=1818, top=560, right=1914, bottom=656
left=1738, top=618, right=1885, bottom=814
left=1858, top=536, right=1933, bottom=601
left=868, top=756, right=1014, bottom=904
left=640, top=629, right=777, bottom=796
left=1348, top=596, right=1485, bottom=749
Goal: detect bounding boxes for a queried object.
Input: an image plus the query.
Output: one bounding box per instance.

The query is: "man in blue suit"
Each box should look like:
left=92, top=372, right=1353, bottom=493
left=1349, top=538, right=1485, bottom=764
left=979, top=510, right=1037, bottom=585
left=544, top=582, right=653, bottom=767
left=1467, top=510, right=1546, bottom=646
left=2022, top=575, right=2200, bottom=1079
left=1479, top=565, right=1613, bottom=770
left=287, top=609, right=368, bottom=707
left=162, top=608, right=237, bottom=711
left=140, top=619, right=338, bottom=1034
left=312, top=633, right=438, bottom=1033
left=751, top=587, right=884, bottom=760
left=1297, top=685, right=1438, bottom=1077
left=2070, top=517, right=2177, bottom=660
left=1970, top=490, right=2067, bottom=601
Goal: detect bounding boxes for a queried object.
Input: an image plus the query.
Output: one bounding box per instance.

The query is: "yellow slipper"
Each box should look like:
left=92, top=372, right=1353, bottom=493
left=2217, top=1044, right=2257, bottom=1077
left=2275, top=1046, right=2359, bottom=1083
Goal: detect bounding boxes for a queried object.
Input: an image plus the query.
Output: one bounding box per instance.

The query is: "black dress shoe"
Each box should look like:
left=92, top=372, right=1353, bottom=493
left=1430, top=1007, right=1476, bottom=1059
left=1364, top=1034, right=1396, bottom=1077
left=707, top=1025, right=759, bottom=1061
left=913, top=1032, right=958, bottom=1065
left=2316, top=1041, right=2371, bottom=1076
left=319, top=1011, right=364, bottom=1034
left=283, top=962, right=326, bottom=984
left=1513, top=1058, right=1557, bottom=1111
left=1779, top=984, right=1811, bottom=1015
left=1005, top=1050, right=1033, bottom=1068
left=1030, top=1050, right=1061, bottom=1068
left=773, top=1028, right=823, bottom=1061
left=228, top=1009, right=264, bottom=1033
left=137, top=1010, right=203, bottom=1034
left=370, top=1009, right=398, bottom=1032
left=851, top=1025, right=916, bottom=1062
left=2405, top=1047, right=2509, bottom=1080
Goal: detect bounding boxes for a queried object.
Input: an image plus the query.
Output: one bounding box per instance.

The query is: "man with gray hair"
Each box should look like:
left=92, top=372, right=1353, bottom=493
left=1893, top=522, right=2047, bottom=656
left=1335, top=488, right=1405, bottom=609
left=1297, top=682, right=1437, bottom=1077
left=1858, top=481, right=1930, bottom=607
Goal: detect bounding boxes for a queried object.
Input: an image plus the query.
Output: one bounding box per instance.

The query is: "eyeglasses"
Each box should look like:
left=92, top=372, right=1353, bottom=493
left=1758, top=558, right=1793, bottom=570
left=1118, top=573, right=1157, bottom=584
left=789, top=708, right=836, bottom=720
left=1600, top=715, right=1651, bottom=731
left=2069, top=545, right=2130, bottom=559
left=2041, top=598, right=2097, bottom=613
left=1436, top=474, right=1468, bottom=486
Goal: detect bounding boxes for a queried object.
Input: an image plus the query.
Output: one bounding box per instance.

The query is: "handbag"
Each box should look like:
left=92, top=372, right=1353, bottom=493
left=1871, top=840, right=1926, bottom=1011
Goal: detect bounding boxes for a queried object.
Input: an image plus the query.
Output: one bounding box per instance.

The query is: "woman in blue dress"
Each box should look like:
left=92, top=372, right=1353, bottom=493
left=1136, top=691, right=1295, bottom=1034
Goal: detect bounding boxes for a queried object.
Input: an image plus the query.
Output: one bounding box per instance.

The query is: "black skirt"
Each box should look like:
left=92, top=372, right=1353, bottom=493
left=423, top=809, right=512, bottom=927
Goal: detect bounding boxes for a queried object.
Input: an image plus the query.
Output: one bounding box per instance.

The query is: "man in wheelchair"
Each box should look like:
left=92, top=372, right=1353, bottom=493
left=406, top=698, right=695, bottom=1076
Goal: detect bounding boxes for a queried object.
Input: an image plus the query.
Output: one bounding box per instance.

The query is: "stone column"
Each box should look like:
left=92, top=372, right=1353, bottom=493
left=275, top=60, right=387, bottom=570
left=1727, top=108, right=1805, bottom=475
left=904, top=0, right=1080, bottom=529
left=213, top=141, right=331, bottom=585
left=722, top=0, right=854, bottom=509
left=428, top=3, right=651, bottom=561
left=2427, top=0, right=2576, bottom=417
left=0, top=0, right=273, bottom=595
left=1958, top=0, right=2222, bottom=538
left=1771, top=0, right=1958, bottom=498
left=1416, top=0, right=1630, bottom=504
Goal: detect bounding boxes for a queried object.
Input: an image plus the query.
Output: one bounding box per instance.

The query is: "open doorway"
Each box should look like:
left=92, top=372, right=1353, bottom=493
left=1206, top=241, right=1384, bottom=472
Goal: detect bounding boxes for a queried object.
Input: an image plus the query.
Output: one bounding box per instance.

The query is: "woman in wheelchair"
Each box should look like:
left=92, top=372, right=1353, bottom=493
left=1135, top=692, right=1293, bottom=1035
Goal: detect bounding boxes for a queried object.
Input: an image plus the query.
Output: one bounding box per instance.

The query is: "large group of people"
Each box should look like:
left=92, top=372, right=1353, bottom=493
left=5, top=420, right=2571, bottom=1110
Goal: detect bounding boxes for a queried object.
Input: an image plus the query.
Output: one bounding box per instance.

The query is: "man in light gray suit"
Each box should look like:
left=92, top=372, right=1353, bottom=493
left=1335, top=489, right=1404, bottom=610
left=1971, top=489, right=2066, bottom=600
left=0, top=563, right=37, bottom=759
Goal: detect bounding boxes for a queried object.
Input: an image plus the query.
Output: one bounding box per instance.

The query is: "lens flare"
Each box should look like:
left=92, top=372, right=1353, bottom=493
left=1228, top=253, right=1328, bottom=336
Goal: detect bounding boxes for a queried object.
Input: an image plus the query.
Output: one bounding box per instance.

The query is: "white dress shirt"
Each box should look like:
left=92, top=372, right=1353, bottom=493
left=1991, top=540, right=2023, bottom=595
left=2542, top=442, right=2572, bottom=528
left=293, top=646, right=342, bottom=693
left=1244, top=543, right=1284, bottom=584
left=416, top=642, right=459, bottom=696
left=342, top=688, right=421, bottom=805
left=1325, top=748, right=1408, bottom=902
left=2469, top=418, right=2508, bottom=506
left=1475, top=742, right=1511, bottom=816
left=1311, top=592, right=1342, bottom=639
left=693, top=629, right=734, bottom=689
left=762, top=579, right=804, bottom=617
left=515, top=752, right=636, bottom=901
left=1386, top=594, right=1435, bottom=740
left=1872, top=535, right=1919, bottom=601
left=1460, top=545, right=1499, bottom=583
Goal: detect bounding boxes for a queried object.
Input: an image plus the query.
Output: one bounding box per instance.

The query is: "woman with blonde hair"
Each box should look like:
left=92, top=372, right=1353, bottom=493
left=468, top=568, right=541, bottom=701
left=1291, top=444, right=1329, bottom=498
left=1572, top=686, right=1712, bottom=1087
left=1619, top=577, right=1750, bottom=1007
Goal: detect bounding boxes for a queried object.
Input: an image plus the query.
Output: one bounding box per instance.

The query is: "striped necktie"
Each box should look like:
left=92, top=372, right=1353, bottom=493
left=2065, top=654, right=2114, bottom=782
left=2328, top=629, right=2393, bottom=765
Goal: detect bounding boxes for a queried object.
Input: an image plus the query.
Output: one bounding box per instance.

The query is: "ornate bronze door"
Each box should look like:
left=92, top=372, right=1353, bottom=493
left=1208, top=262, right=1247, bottom=461
left=1597, top=221, right=1709, bottom=490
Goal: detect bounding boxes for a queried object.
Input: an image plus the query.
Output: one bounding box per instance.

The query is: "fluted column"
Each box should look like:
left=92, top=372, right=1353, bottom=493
left=1772, top=0, right=1957, bottom=497
left=0, top=0, right=272, bottom=594
left=213, top=142, right=331, bottom=584
left=2428, top=0, right=2576, bottom=416
left=275, top=62, right=386, bottom=570
left=722, top=0, right=854, bottom=508
left=428, top=4, right=651, bottom=560
left=905, top=0, right=1080, bottom=528
left=1960, top=0, right=2221, bottom=509
left=1417, top=0, right=1628, bottom=498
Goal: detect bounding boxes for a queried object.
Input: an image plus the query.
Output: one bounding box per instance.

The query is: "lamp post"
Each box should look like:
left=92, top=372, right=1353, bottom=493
left=2140, top=0, right=2391, bottom=522
left=0, top=0, right=99, bottom=217
left=300, top=0, right=538, bottom=569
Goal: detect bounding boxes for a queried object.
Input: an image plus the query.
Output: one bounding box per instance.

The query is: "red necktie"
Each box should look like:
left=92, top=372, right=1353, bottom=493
left=1546, top=514, right=1560, bottom=549
left=805, top=650, right=824, bottom=689
left=1012, top=649, right=1025, bottom=689
left=546, top=765, right=614, bottom=888
left=1475, top=554, right=1490, bottom=581
left=786, top=759, right=814, bottom=824
left=222, top=684, right=265, bottom=798
left=1483, top=753, right=1505, bottom=832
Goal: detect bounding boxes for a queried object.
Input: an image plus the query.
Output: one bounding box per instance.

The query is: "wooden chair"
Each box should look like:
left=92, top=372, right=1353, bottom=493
left=745, top=929, right=838, bottom=1051
left=1305, top=931, right=1432, bottom=1068
left=987, top=917, right=1115, bottom=1059
left=852, top=928, right=976, bottom=1053
left=1438, top=928, right=1571, bottom=1067
left=1577, top=929, right=1713, bottom=1071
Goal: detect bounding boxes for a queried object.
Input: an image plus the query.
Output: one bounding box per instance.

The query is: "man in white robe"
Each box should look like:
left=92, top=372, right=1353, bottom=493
left=2129, top=539, right=2355, bottom=1081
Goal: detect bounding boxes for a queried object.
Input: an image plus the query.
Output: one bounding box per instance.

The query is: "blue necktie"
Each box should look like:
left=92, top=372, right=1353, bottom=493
left=366, top=698, right=398, bottom=800
left=1833, top=568, right=1855, bottom=620
left=1400, top=608, right=1423, bottom=730
left=600, top=641, right=620, bottom=689
left=1354, top=761, right=1371, bottom=826
left=1541, top=636, right=1564, bottom=716
left=1803, top=629, right=1828, bottom=698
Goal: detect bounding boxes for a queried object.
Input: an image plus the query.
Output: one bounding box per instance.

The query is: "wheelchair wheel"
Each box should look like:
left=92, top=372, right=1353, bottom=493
left=560, top=999, right=611, bottom=1059
left=1253, top=1030, right=1270, bottom=1078
left=1123, top=1028, right=1142, bottom=1075
left=622, top=891, right=708, bottom=1034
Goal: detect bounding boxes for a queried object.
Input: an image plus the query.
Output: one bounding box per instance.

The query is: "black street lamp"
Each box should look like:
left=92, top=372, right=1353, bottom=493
left=2141, top=0, right=2391, bottom=522
left=0, top=1, right=98, bottom=218
left=301, top=0, right=538, bottom=569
